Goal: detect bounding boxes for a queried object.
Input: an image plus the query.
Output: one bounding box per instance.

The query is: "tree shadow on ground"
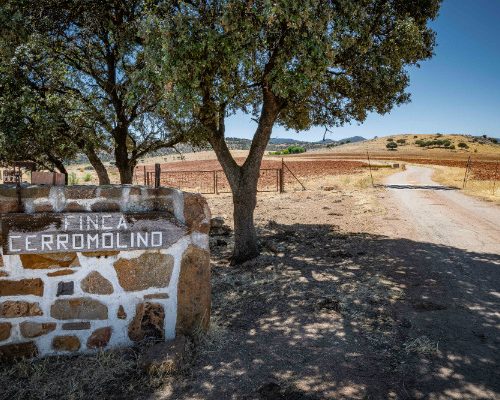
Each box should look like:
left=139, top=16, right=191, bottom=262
left=165, top=223, right=500, bottom=400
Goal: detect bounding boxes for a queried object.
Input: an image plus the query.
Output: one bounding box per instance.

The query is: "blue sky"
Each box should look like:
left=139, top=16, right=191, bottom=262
left=225, top=0, right=500, bottom=141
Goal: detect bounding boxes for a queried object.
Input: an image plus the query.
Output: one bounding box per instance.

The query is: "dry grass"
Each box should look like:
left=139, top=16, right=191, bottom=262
left=404, top=336, right=439, bottom=356
left=432, top=165, right=500, bottom=204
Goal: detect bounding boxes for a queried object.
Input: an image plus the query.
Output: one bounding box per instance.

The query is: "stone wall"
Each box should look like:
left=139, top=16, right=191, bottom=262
left=0, top=185, right=211, bottom=361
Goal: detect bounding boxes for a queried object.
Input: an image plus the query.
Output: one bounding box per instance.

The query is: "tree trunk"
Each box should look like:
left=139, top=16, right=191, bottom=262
left=83, top=146, right=110, bottom=185
left=114, top=135, right=134, bottom=184
left=230, top=169, right=260, bottom=264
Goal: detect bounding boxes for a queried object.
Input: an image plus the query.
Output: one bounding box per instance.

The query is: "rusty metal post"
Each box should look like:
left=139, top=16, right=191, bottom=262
left=493, top=161, right=499, bottom=195
left=143, top=166, right=147, bottom=186
left=213, top=170, right=217, bottom=194
left=367, top=151, right=374, bottom=187
left=154, top=163, right=161, bottom=188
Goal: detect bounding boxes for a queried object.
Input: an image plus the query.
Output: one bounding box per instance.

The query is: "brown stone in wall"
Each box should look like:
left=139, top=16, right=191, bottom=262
left=80, top=272, right=114, bottom=295
left=47, top=269, right=75, bottom=277
left=20, top=322, right=56, bottom=338
left=0, top=341, right=38, bottom=361
left=0, top=301, right=43, bottom=317
left=90, top=201, right=120, bottom=212
left=144, top=293, right=169, bottom=299
left=20, top=253, right=80, bottom=269
left=99, top=186, right=124, bottom=199
left=117, top=305, right=127, bottom=320
left=176, top=246, right=211, bottom=335
left=0, top=278, right=44, bottom=297
left=33, top=202, right=54, bottom=213
left=183, top=192, right=211, bottom=234
left=65, top=202, right=86, bottom=212
left=0, top=322, right=12, bottom=341
left=81, top=251, right=120, bottom=258
left=0, top=271, right=8, bottom=277
left=65, top=186, right=97, bottom=199
left=128, top=302, right=165, bottom=342
left=62, top=322, right=91, bottom=330
left=52, top=335, right=81, bottom=351
left=51, top=298, right=108, bottom=320
left=114, top=252, right=174, bottom=292
left=0, top=200, right=19, bottom=214
left=87, top=327, right=112, bottom=349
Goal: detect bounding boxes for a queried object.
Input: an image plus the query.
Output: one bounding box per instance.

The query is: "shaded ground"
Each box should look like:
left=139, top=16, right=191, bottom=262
left=156, top=222, right=499, bottom=399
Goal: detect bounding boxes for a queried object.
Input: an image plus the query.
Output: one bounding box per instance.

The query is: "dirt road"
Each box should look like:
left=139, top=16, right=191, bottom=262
left=382, top=165, right=500, bottom=254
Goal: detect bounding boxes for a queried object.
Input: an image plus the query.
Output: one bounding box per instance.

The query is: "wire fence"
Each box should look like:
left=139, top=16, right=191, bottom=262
left=134, top=161, right=306, bottom=194
left=463, top=157, right=500, bottom=195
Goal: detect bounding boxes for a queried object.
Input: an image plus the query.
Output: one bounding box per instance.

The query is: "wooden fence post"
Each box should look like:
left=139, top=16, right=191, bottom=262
left=154, top=163, right=161, bottom=188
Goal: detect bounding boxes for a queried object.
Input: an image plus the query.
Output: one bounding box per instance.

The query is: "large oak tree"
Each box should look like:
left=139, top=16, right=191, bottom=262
left=1, top=0, right=185, bottom=183
left=147, top=0, right=441, bottom=263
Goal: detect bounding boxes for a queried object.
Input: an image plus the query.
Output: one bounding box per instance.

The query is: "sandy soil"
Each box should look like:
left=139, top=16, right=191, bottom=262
left=2, top=167, right=498, bottom=400
left=150, top=168, right=500, bottom=400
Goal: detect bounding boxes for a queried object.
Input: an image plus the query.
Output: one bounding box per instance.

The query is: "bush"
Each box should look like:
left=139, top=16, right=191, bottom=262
left=458, top=142, right=469, bottom=149
left=83, top=173, right=92, bottom=182
left=443, top=140, right=451, bottom=147
left=386, top=142, right=398, bottom=150
left=414, top=135, right=418, bottom=139
left=269, top=145, right=306, bottom=155
left=387, top=138, right=394, bottom=142
left=449, top=145, right=456, bottom=149
left=68, top=172, right=79, bottom=185
left=396, top=139, right=406, bottom=144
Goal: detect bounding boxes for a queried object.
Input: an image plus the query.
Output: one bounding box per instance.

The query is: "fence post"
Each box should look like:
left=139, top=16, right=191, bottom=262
left=143, top=166, right=146, bottom=186
left=493, top=161, right=499, bottom=195
left=154, top=163, right=161, bottom=188
left=213, top=170, right=217, bottom=194
left=463, top=156, right=472, bottom=189
left=367, top=151, right=374, bottom=187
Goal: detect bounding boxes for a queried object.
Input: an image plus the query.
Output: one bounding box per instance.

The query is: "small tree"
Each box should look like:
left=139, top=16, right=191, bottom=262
left=396, top=139, right=406, bottom=144
left=458, top=142, right=469, bottom=149
left=387, top=138, right=395, bottom=142
left=149, top=0, right=441, bottom=263
left=386, top=142, right=398, bottom=150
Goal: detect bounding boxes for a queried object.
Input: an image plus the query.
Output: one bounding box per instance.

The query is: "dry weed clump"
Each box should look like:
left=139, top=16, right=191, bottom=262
left=403, top=336, right=439, bottom=356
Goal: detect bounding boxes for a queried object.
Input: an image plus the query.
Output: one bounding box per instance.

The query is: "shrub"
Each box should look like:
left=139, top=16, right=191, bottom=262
left=443, top=140, right=451, bottom=147
left=458, top=142, right=469, bottom=149
left=414, top=135, right=418, bottom=139
left=68, top=172, right=79, bottom=185
left=386, top=142, right=398, bottom=150
left=449, top=145, right=456, bottom=149
left=387, top=138, right=394, bottom=142
left=396, top=139, right=406, bottom=144
left=83, top=173, right=92, bottom=182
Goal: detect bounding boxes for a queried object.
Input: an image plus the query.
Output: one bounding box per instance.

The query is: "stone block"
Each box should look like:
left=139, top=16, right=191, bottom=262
left=90, top=201, right=120, bottom=212
left=176, top=246, right=211, bottom=335
left=56, top=281, right=74, bottom=297
left=114, top=252, right=174, bottom=292
left=0, top=322, right=12, bottom=341
left=184, top=192, right=211, bottom=234
left=0, top=278, right=44, bottom=297
left=20, top=253, right=80, bottom=269
left=52, top=335, right=80, bottom=351
left=47, top=269, right=75, bottom=277
left=62, top=322, right=91, bottom=330
left=117, top=305, right=127, bottom=320
left=87, top=327, right=112, bottom=349
left=81, top=251, right=120, bottom=258
left=65, top=186, right=97, bottom=199
left=0, top=341, right=38, bottom=362
left=20, top=322, right=56, bottom=338
left=81, top=272, right=114, bottom=295
left=0, top=301, right=43, bottom=318
left=128, top=302, right=165, bottom=342
left=51, top=298, right=108, bottom=320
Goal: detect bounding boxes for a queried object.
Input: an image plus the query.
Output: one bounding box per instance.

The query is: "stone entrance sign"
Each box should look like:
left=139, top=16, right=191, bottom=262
left=2, top=212, right=187, bottom=254
left=0, top=185, right=211, bottom=361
